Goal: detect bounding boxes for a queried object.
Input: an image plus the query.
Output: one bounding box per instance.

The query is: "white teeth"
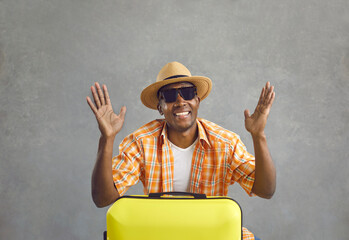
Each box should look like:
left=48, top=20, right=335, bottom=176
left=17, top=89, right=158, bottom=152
left=175, top=112, right=189, bottom=116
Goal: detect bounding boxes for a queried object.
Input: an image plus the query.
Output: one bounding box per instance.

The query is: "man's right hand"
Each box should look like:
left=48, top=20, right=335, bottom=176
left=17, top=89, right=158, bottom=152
left=87, top=82, right=126, bottom=138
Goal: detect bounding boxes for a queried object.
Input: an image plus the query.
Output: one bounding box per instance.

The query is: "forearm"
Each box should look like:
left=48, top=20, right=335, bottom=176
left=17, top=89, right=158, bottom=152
left=91, top=135, right=120, bottom=207
left=251, top=134, right=276, bottom=199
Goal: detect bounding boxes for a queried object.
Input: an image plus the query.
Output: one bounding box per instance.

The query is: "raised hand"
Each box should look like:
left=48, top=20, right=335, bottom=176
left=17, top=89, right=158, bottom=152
left=244, top=82, right=275, bottom=137
left=86, top=82, right=126, bottom=138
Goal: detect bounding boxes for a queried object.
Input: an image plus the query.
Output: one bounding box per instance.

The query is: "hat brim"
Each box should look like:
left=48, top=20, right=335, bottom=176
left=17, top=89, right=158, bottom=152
left=140, top=76, right=212, bottom=109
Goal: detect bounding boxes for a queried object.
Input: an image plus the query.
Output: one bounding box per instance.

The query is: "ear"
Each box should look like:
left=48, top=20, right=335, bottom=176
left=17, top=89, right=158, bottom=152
left=157, top=103, right=163, bottom=115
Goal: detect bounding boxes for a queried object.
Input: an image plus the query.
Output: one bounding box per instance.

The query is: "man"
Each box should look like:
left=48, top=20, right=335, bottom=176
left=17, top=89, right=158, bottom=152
left=86, top=62, right=276, bottom=239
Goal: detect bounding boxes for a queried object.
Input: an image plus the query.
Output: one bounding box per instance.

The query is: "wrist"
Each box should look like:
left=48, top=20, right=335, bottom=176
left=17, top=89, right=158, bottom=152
left=251, top=132, right=266, bottom=140
left=100, top=134, right=116, bottom=142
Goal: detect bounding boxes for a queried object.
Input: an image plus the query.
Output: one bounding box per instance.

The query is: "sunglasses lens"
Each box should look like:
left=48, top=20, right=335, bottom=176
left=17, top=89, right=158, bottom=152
left=180, top=87, right=196, bottom=100
left=162, top=88, right=178, bottom=102
left=161, top=87, right=197, bottom=103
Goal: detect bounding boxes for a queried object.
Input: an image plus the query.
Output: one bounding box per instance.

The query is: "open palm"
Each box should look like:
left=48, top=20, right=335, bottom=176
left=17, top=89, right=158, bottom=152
left=87, top=82, right=126, bottom=138
left=244, top=82, right=275, bottom=136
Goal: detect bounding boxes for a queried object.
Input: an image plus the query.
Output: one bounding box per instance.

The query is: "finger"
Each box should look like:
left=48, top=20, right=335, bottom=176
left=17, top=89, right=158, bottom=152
left=265, top=83, right=274, bottom=97
left=268, top=91, right=275, bottom=106
left=95, top=82, right=105, bottom=105
left=264, top=82, right=275, bottom=104
left=118, top=106, right=127, bottom=120
left=244, top=109, right=250, bottom=119
left=264, top=82, right=271, bottom=99
left=86, top=96, right=98, bottom=115
left=103, top=85, right=111, bottom=105
left=258, top=86, right=265, bottom=105
left=266, top=85, right=274, bottom=103
left=91, top=85, right=101, bottom=108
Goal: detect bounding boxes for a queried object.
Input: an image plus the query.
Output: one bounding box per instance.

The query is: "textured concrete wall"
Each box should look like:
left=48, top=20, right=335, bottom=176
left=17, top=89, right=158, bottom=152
left=1, top=1, right=348, bottom=239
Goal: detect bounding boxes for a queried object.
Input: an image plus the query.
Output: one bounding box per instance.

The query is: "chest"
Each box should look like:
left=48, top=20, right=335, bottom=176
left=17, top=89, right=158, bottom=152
left=140, top=139, right=232, bottom=194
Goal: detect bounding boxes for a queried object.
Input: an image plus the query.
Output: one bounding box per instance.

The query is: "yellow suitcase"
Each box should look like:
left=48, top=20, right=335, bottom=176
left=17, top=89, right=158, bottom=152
left=105, top=192, right=242, bottom=240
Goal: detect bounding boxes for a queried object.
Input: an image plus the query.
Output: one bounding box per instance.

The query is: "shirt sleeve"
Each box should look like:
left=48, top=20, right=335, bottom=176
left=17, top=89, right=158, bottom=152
left=229, top=137, right=256, bottom=196
left=112, top=134, right=143, bottom=196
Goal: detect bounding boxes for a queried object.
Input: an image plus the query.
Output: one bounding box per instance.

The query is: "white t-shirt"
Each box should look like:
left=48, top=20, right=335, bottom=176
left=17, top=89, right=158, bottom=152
left=169, top=139, right=198, bottom=192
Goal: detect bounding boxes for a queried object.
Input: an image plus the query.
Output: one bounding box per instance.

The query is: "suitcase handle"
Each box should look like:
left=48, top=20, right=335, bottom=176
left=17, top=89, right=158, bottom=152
left=148, top=191, right=207, bottom=199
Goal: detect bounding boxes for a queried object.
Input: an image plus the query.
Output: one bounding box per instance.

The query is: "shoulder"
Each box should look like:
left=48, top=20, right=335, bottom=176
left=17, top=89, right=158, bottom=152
left=128, top=119, right=165, bottom=140
left=119, top=119, right=165, bottom=149
left=198, top=118, right=241, bottom=145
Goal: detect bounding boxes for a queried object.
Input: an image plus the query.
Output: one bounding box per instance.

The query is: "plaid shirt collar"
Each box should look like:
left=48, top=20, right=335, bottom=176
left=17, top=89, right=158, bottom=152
left=159, top=118, right=212, bottom=148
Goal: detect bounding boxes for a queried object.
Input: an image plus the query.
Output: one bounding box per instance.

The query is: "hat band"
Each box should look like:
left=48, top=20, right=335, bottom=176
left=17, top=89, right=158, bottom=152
left=163, top=75, right=189, bottom=80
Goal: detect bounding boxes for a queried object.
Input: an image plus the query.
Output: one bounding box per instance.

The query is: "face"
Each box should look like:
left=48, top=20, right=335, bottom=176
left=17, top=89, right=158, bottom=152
left=157, top=82, right=200, bottom=133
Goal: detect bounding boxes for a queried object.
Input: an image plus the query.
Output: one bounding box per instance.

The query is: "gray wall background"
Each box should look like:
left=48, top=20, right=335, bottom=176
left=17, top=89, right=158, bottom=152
left=1, top=0, right=348, bottom=239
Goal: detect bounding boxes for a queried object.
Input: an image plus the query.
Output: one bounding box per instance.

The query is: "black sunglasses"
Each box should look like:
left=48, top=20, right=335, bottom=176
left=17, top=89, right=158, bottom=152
left=159, top=86, right=197, bottom=103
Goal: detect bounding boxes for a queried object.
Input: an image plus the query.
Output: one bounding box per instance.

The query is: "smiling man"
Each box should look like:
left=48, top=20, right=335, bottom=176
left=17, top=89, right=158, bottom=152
left=87, top=62, right=276, bottom=240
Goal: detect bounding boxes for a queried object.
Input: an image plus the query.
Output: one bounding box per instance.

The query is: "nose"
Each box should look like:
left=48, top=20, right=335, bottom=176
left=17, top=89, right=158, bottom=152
left=174, top=92, right=186, bottom=105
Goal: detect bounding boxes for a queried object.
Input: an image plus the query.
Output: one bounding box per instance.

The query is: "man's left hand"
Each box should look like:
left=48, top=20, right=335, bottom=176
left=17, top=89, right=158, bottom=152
left=244, top=82, right=275, bottom=137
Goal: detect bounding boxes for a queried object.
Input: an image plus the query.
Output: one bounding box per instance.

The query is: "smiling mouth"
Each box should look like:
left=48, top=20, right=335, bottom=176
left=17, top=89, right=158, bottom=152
left=175, top=111, right=190, bottom=116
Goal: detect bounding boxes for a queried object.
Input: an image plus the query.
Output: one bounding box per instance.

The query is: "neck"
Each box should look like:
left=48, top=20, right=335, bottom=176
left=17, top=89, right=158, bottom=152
left=167, top=123, right=198, bottom=149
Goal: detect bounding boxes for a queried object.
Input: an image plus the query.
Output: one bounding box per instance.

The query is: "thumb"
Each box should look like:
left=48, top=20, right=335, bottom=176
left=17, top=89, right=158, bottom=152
left=119, top=106, right=127, bottom=119
left=244, top=109, right=250, bottom=119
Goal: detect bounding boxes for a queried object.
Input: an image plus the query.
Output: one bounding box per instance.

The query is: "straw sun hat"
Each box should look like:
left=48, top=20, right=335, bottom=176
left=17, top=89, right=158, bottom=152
left=140, top=62, right=212, bottom=109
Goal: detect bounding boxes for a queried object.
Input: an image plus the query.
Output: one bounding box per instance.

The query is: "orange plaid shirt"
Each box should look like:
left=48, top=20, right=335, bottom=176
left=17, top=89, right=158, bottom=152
left=112, top=118, right=256, bottom=240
